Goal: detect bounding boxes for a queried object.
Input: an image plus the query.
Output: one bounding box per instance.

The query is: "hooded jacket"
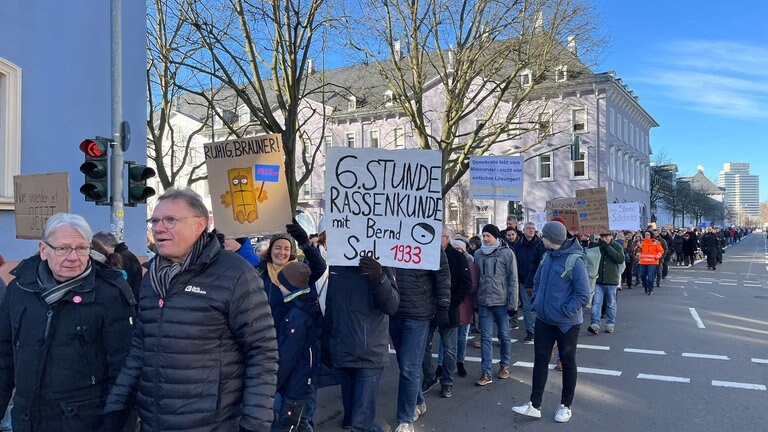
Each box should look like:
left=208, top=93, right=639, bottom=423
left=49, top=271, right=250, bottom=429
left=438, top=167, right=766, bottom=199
left=474, top=242, right=519, bottom=310
left=104, top=231, right=278, bottom=432
left=0, top=255, right=134, bottom=431
left=532, top=239, right=590, bottom=333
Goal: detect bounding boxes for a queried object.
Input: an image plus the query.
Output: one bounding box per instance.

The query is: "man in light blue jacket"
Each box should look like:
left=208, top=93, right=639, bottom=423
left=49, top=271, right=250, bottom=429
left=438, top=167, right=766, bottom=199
left=512, top=221, right=589, bottom=424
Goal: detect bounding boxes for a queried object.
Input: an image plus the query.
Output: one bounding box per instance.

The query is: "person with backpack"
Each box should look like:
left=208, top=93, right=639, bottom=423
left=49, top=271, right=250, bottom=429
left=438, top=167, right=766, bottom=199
left=636, top=230, right=665, bottom=294
left=512, top=221, right=590, bottom=423
left=587, top=232, right=624, bottom=334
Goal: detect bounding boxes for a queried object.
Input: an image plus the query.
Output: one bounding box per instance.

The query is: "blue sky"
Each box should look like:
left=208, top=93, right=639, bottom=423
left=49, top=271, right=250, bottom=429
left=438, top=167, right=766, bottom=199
left=596, top=0, right=767, bottom=201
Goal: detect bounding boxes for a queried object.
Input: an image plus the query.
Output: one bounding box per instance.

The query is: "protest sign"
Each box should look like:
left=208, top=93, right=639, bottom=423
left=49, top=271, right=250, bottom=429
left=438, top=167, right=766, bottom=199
left=204, top=134, right=292, bottom=236
left=14, top=172, right=70, bottom=239
left=546, top=198, right=581, bottom=233
left=575, top=187, right=609, bottom=235
left=325, top=147, right=443, bottom=270
left=469, top=156, right=524, bottom=200
left=608, top=202, right=641, bottom=231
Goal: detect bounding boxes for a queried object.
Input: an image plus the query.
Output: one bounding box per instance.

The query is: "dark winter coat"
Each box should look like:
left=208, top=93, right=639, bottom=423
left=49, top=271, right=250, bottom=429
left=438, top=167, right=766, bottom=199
left=701, top=232, right=718, bottom=255
left=512, top=234, right=545, bottom=289
left=0, top=255, right=134, bottom=432
left=595, top=239, right=625, bottom=286
left=445, top=245, right=471, bottom=328
left=114, top=242, right=143, bottom=301
left=323, top=266, right=399, bottom=369
left=104, top=232, right=278, bottom=432
left=672, top=235, right=685, bottom=254
left=393, top=250, right=451, bottom=321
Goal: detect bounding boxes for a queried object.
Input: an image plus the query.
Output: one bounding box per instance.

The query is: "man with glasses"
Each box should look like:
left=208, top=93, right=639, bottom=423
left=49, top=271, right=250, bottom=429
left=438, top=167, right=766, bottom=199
left=0, top=213, right=135, bottom=432
left=103, top=188, right=278, bottom=432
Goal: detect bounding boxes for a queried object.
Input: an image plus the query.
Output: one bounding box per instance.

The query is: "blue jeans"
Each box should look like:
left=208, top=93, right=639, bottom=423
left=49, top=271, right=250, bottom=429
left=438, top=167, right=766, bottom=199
left=590, top=284, right=617, bottom=327
left=389, top=318, right=430, bottom=424
left=434, top=326, right=458, bottom=386
left=638, top=264, right=657, bottom=292
left=457, top=324, right=470, bottom=363
left=520, top=286, right=534, bottom=334
left=478, top=305, right=511, bottom=375
left=339, top=368, right=385, bottom=432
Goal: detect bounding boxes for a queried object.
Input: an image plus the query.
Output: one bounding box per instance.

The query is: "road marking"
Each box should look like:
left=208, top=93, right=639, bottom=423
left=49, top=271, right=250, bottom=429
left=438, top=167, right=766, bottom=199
left=708, top=292, right=725, bottom=298
left=512, top=361, right=622, bottom=376
left=711, top=380, right=766, bottom=391
left=637, top=373, right=690, bottom=383
left=682, top=353, right=730, bottom=360
left=744, top=284, right=762, bottom=288
left=719, top=282, right=737, bottom=286
left=577, top=344, right=610, bottom=351
left=751, top=358, right=768, bottom=364
left=624, top=348, right=666, bottom=355
left=689, top=308, right=705, bottom=328
left=695, top=281, right=713, bottom=284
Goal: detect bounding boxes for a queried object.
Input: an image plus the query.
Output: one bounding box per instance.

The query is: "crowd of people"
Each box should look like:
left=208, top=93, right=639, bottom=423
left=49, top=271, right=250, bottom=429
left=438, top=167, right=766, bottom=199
left=0, top=187, right=757, bottom=432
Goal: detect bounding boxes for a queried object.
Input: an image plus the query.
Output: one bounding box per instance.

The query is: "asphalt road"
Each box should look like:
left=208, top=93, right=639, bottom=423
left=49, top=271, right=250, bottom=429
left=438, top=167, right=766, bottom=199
left=314, top=233, right=768, bottom=432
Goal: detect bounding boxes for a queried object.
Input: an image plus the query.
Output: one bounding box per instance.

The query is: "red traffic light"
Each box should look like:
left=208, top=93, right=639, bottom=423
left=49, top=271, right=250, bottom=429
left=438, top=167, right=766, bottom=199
left=79, top=139, right=107, bottom=158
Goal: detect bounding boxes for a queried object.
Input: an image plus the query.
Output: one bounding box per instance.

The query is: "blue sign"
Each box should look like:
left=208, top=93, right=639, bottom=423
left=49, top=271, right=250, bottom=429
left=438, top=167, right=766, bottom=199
left=254, top=164, right=280, bottom=182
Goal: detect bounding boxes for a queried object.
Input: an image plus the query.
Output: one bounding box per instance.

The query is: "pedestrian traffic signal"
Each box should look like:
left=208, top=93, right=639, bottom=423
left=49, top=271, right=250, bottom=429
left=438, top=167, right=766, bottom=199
left=126, top=162, right=156, bottom=206
left=79, top=138, right=111, bottom=203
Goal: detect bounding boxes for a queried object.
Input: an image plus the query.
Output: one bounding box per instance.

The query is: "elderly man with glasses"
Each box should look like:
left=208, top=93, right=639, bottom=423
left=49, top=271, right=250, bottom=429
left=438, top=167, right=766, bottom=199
left=103, top=188, right=278, bottom=432
left=0, top=213, right=135, bottom=432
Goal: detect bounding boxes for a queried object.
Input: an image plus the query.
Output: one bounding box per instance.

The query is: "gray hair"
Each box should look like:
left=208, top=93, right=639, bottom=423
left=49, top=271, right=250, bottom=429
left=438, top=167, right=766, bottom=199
left=42, top=213, right=93, bottom=244
left=93, top=231, right=118, bottom=248
left=523, top=221, right=536, bottom=230
left=506, top=214, right=518, bottom=222
left=157, top=188, right=210, bottom=227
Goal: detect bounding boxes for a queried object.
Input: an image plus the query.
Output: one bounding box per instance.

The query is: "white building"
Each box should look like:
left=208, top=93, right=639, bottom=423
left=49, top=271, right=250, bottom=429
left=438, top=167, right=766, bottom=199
left=719, top=162, right=760, bottom=224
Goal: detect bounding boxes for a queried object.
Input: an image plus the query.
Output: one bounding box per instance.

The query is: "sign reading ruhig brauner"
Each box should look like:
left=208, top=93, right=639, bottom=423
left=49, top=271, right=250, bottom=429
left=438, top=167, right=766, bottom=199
left=469, top=156, right=523, bottom=200
left=325, top=148, right=443, bottom=270
left=204, top=134, right=292, bottom=236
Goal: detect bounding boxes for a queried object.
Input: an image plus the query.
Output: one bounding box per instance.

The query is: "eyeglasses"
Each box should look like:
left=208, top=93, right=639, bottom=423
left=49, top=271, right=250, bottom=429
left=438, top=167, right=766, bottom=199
left=147, top=215, right=204, bottom=230
left=44, top=242, right=90, bottom=257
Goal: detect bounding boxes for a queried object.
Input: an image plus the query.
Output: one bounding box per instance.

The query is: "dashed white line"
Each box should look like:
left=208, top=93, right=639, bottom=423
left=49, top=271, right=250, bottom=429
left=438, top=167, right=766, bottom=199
left=745, top=284, right=762, bottom=287
left=513, top=361, right=622, bottom=376
left=689, top=308, right=705, bottom=328
left=577, top=344, right=610, bottom=351
left=751, top=358, right=768, bottom=364
left=708, top=292, right=725, bottom=298
left=712, top=380, right=766, bottom=391
left=682, top=353, right=730, bottom=360
left=695, top=281, right=713, bottom=284
left=637, top=373, right=690, bottom=383
left=624, top=348, right=666, bottom=355
left=719, top=282, right=737, bottom=286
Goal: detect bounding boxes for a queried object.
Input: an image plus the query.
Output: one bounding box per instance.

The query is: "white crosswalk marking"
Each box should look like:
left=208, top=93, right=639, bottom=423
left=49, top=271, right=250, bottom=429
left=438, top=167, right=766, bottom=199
left=637, top=373, right=690, bottom=383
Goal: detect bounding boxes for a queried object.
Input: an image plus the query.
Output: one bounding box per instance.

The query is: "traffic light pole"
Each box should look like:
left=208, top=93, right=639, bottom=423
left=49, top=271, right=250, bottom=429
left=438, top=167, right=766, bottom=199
left=110, top=0, right=125, bottom=243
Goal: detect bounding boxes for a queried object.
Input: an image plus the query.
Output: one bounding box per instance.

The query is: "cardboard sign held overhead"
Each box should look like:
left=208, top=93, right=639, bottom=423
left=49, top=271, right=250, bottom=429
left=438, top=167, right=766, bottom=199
left=14, top=172, right=70, bottom=239
left=203, top=134, right=292, bottom=236
left=608, top=202, right=641, bottom=231
left=575, top=187, right=609, bottom=235
left=545, top=198, right=581, bottom=234
left=324, top=147, right=444, bottom=270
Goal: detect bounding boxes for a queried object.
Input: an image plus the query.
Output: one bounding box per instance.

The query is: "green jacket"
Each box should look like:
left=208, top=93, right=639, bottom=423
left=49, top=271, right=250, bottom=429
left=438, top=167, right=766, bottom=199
left=596, top=239, right=624, bottom=286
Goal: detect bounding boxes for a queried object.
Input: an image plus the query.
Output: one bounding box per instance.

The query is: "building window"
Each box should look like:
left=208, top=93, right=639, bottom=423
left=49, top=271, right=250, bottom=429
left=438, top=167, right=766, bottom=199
left=348, top=95, right=357, bottom=111
left=297, top=168, right=311, bottom=198
left=572, top=108, right=586, bottom=133
left=538, top=153, right=553, bottom=180
left=609, top=108, right=615, bottom=135
left=384, top=90, right=394, bottom=106
left=616, top=150, right=623, bottom=183
left=448, top=202, right=459, bottom=222
left=555, top=65, right=568, bottom=82
left=616, top=114, right=622, bottom=140
left=322, top=135, right=332, bottom=154
left=0, top=57, right=22, bottom=206
left=623, top=119, right=629, bottom=142
left=369, top=129, right=379, bottom=148
left=346, top=132, right=355, bottom=148
left=238, top=104, right=251, bottom=125
left=623, top=153, right=629, bottom=184
left=630, top=124, right=635, bottom=148
left=520, top=69, right=532, bottom=88
left=537, top=112, right=552, bottom=137
left=572, top=149, right=587, bottom=179
left=393, top=126, right=405, bottom=148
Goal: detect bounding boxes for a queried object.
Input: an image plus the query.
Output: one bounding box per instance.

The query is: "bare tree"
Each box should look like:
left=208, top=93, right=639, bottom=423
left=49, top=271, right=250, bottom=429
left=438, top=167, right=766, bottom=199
left=344, top=0, right=605, bottom=194
left=648, top=149, right=673, bottom=216
left=445, top=179, right=475, bottom=234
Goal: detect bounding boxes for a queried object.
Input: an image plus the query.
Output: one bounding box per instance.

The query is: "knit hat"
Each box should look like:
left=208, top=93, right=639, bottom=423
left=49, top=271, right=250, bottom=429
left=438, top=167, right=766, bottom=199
left=551, top=216, right=568, bottom=228
left=482, top=224, right=501, bottom=240
left=277, top=261, right=311, bottom=292
left=450, top=238, right=468, bottom=251
left=541, top=221, right=567, bottom=245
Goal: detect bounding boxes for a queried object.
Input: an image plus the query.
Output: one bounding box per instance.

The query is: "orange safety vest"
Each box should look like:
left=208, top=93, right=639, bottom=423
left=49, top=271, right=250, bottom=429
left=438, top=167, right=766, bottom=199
left=637, top=238, right=664, bottom=265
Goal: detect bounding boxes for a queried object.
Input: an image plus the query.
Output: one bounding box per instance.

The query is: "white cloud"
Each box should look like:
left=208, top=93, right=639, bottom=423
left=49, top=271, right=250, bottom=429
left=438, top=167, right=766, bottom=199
left=634, top=40, right=768, bottom=119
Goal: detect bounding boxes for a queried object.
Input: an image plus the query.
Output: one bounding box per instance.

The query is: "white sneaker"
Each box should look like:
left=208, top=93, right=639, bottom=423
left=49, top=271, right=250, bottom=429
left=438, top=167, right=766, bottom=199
left=394, top=423, right=414, bottom=432
left=555, top=404, right=572, bottom=423
left=412, top=402, right=426, bottom=421
left=512, top=401, right=542, bottom=419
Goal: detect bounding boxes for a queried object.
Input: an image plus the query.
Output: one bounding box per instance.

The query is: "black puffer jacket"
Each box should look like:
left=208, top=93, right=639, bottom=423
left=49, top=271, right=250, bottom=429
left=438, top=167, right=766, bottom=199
left=104, top=232, right=278, bottom=432
left=393, top=249, right=451, bottom=321
left=0, top=255, right=134, bottom=432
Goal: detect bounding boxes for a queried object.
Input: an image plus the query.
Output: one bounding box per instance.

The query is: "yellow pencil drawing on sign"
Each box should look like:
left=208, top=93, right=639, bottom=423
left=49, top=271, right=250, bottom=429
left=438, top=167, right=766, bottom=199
left=220, top=167, right=267, bottom=224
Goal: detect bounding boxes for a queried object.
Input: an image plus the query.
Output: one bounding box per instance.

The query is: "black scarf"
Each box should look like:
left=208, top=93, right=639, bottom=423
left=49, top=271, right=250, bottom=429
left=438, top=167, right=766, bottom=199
left=149, top=233, right=209, bottom=299
left=36, top=260, right=92, bottom=305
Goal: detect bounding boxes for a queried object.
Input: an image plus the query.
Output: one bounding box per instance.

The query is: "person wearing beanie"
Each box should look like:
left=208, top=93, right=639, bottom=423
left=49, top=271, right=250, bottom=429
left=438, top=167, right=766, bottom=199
left=473, top=223, right=519, bottom=386
left=272, top=261, right=322, bottom=432
left=512, top=221, right=589, bottom=424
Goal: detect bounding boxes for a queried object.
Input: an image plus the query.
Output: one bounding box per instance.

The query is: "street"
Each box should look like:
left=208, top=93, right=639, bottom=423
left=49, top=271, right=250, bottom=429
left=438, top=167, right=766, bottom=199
left=314, top=233, right=768, bottom=431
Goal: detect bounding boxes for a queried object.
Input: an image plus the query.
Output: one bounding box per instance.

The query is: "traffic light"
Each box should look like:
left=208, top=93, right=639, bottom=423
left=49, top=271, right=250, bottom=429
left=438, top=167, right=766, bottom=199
left=126, top=162, right=156, bottom=206
left=570, top=134, right=581, bottom=161
left=79, top=138, right=111, bottom=203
